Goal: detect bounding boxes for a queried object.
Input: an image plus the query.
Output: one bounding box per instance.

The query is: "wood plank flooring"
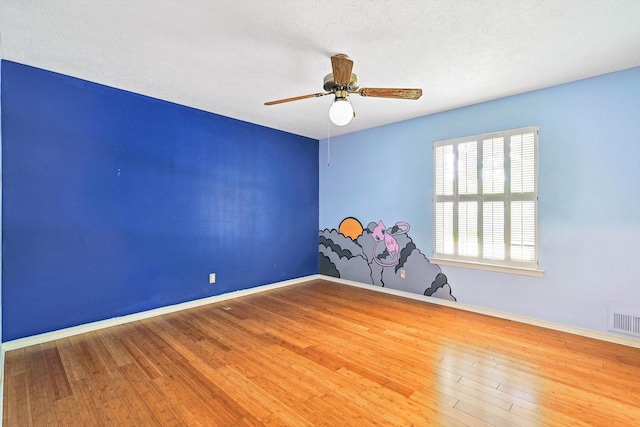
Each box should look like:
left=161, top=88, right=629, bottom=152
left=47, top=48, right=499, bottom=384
left=4, top=279, right=640, bottom=426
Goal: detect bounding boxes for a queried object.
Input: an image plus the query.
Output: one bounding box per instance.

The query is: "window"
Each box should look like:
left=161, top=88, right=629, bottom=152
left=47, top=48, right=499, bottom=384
left=432, top=126, right=542, bottom=276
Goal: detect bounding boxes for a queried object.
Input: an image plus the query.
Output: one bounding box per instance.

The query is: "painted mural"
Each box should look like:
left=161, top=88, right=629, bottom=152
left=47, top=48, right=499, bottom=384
left=319, top=217, right=456, bottom=301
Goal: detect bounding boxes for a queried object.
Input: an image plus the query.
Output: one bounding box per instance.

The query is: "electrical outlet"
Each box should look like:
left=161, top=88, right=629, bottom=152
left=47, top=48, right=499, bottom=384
left=400, top=269, right=406, bottom=279
left=209, top=273, right=216, bottom=284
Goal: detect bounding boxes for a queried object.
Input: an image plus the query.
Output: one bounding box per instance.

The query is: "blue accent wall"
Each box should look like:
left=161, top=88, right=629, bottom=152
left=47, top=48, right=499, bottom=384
left=0, top=59, right=3, bottom=345
left=2, top=60, right=319, bottom=341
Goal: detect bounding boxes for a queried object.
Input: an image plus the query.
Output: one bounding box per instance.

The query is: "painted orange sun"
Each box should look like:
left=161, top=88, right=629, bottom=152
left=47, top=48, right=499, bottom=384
left=339, top=217, right=364, bottom=240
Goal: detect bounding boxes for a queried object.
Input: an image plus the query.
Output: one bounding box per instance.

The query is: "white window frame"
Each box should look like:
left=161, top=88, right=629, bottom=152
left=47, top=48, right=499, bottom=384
left=430, top=126, right=543, bottom=277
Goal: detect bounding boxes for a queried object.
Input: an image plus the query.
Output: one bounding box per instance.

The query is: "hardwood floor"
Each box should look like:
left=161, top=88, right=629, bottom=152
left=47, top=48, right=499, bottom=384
left=4, top=279, right=640, bottom=426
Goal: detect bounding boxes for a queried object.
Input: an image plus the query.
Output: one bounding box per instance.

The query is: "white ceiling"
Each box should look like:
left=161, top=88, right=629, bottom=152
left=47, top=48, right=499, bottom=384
left=1, top=0, right=639, bottom=140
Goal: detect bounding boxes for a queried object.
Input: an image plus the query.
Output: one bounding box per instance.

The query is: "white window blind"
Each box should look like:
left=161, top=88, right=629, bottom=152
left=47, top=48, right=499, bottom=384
left=435, top=202, right=454, bottom=254
left=432, top=126, right=539, bottom=273
left=511, top=132, right=535, bottom=193
left=459, top=201, right=478, bottom=257
left=458, top=141, right=477, bottom=195
left=483, top=201, right=505, bottom=260
left=483, top=137, right=504, bottom=194
left=511, top=201, right=536, bottom=262
left=435, top=144, right=454, bottom=196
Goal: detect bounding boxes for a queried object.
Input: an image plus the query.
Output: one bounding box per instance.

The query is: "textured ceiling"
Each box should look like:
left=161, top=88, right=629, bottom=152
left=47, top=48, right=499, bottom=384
left=1, top=0, right=640, bottom=140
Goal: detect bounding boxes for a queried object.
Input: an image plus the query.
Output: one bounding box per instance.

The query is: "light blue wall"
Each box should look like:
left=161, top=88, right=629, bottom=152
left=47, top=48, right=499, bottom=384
left=320, top=67, right=640, bottom=335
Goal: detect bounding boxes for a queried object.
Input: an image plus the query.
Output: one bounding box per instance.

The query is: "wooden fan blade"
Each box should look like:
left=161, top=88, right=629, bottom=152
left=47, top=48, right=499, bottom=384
left=264, top=92, right=331, bottom=106
left=331, top=54, right=354, bottom=86
left=357, top=88, right=423, bottom=100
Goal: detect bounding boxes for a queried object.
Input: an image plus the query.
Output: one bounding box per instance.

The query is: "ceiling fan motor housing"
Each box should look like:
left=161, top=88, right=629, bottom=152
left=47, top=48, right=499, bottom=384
left=323, top=73, right=360, bottom=92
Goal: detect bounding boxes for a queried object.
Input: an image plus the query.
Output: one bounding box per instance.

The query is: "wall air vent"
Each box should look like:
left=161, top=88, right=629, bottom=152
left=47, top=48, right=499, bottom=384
left=608, top=309, right=640, bottom=338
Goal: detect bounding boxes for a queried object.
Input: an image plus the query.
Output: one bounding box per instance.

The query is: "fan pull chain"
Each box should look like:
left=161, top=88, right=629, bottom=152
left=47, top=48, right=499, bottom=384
left=327, top=116, right=331, bottom=166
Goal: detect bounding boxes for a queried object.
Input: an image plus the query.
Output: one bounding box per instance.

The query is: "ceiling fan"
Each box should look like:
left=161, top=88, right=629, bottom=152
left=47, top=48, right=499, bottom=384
left=264, top=54, right=422, bottom=126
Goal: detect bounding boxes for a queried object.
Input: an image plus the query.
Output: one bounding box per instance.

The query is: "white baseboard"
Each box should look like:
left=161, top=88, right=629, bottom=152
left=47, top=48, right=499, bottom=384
left=2, top=275, right=321, bottom=352
left=2, top=272, right=638, bottom=354
left=0, top=276, right=318, bottom=423
left=320, top=275, right=640, bottom=349
left=0, top=345, right=4, bottom=423
left=1, top=273, right=638, bottom=418
left=0, top=275, right=322, bottom=415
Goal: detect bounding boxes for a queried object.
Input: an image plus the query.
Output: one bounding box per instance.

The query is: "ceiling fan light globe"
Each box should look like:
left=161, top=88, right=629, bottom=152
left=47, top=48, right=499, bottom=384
left=329, top=98, right=354, bottom=126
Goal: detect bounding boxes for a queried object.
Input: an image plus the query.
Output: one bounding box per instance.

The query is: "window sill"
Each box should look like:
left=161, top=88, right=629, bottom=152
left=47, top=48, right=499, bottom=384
left=428, top=257, right=544, bottom=277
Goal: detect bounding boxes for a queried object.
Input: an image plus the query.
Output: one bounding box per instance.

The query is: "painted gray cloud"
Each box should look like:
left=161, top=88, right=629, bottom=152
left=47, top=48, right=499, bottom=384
left=424, top=273, right=456, bottom=302
left=319, top=229, right=373, bottom=284
left=383, top=246, right=443, bottom=295
left=319, top=221, right=456, bottom=301
left=320, top=228, right=364, bottom=259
